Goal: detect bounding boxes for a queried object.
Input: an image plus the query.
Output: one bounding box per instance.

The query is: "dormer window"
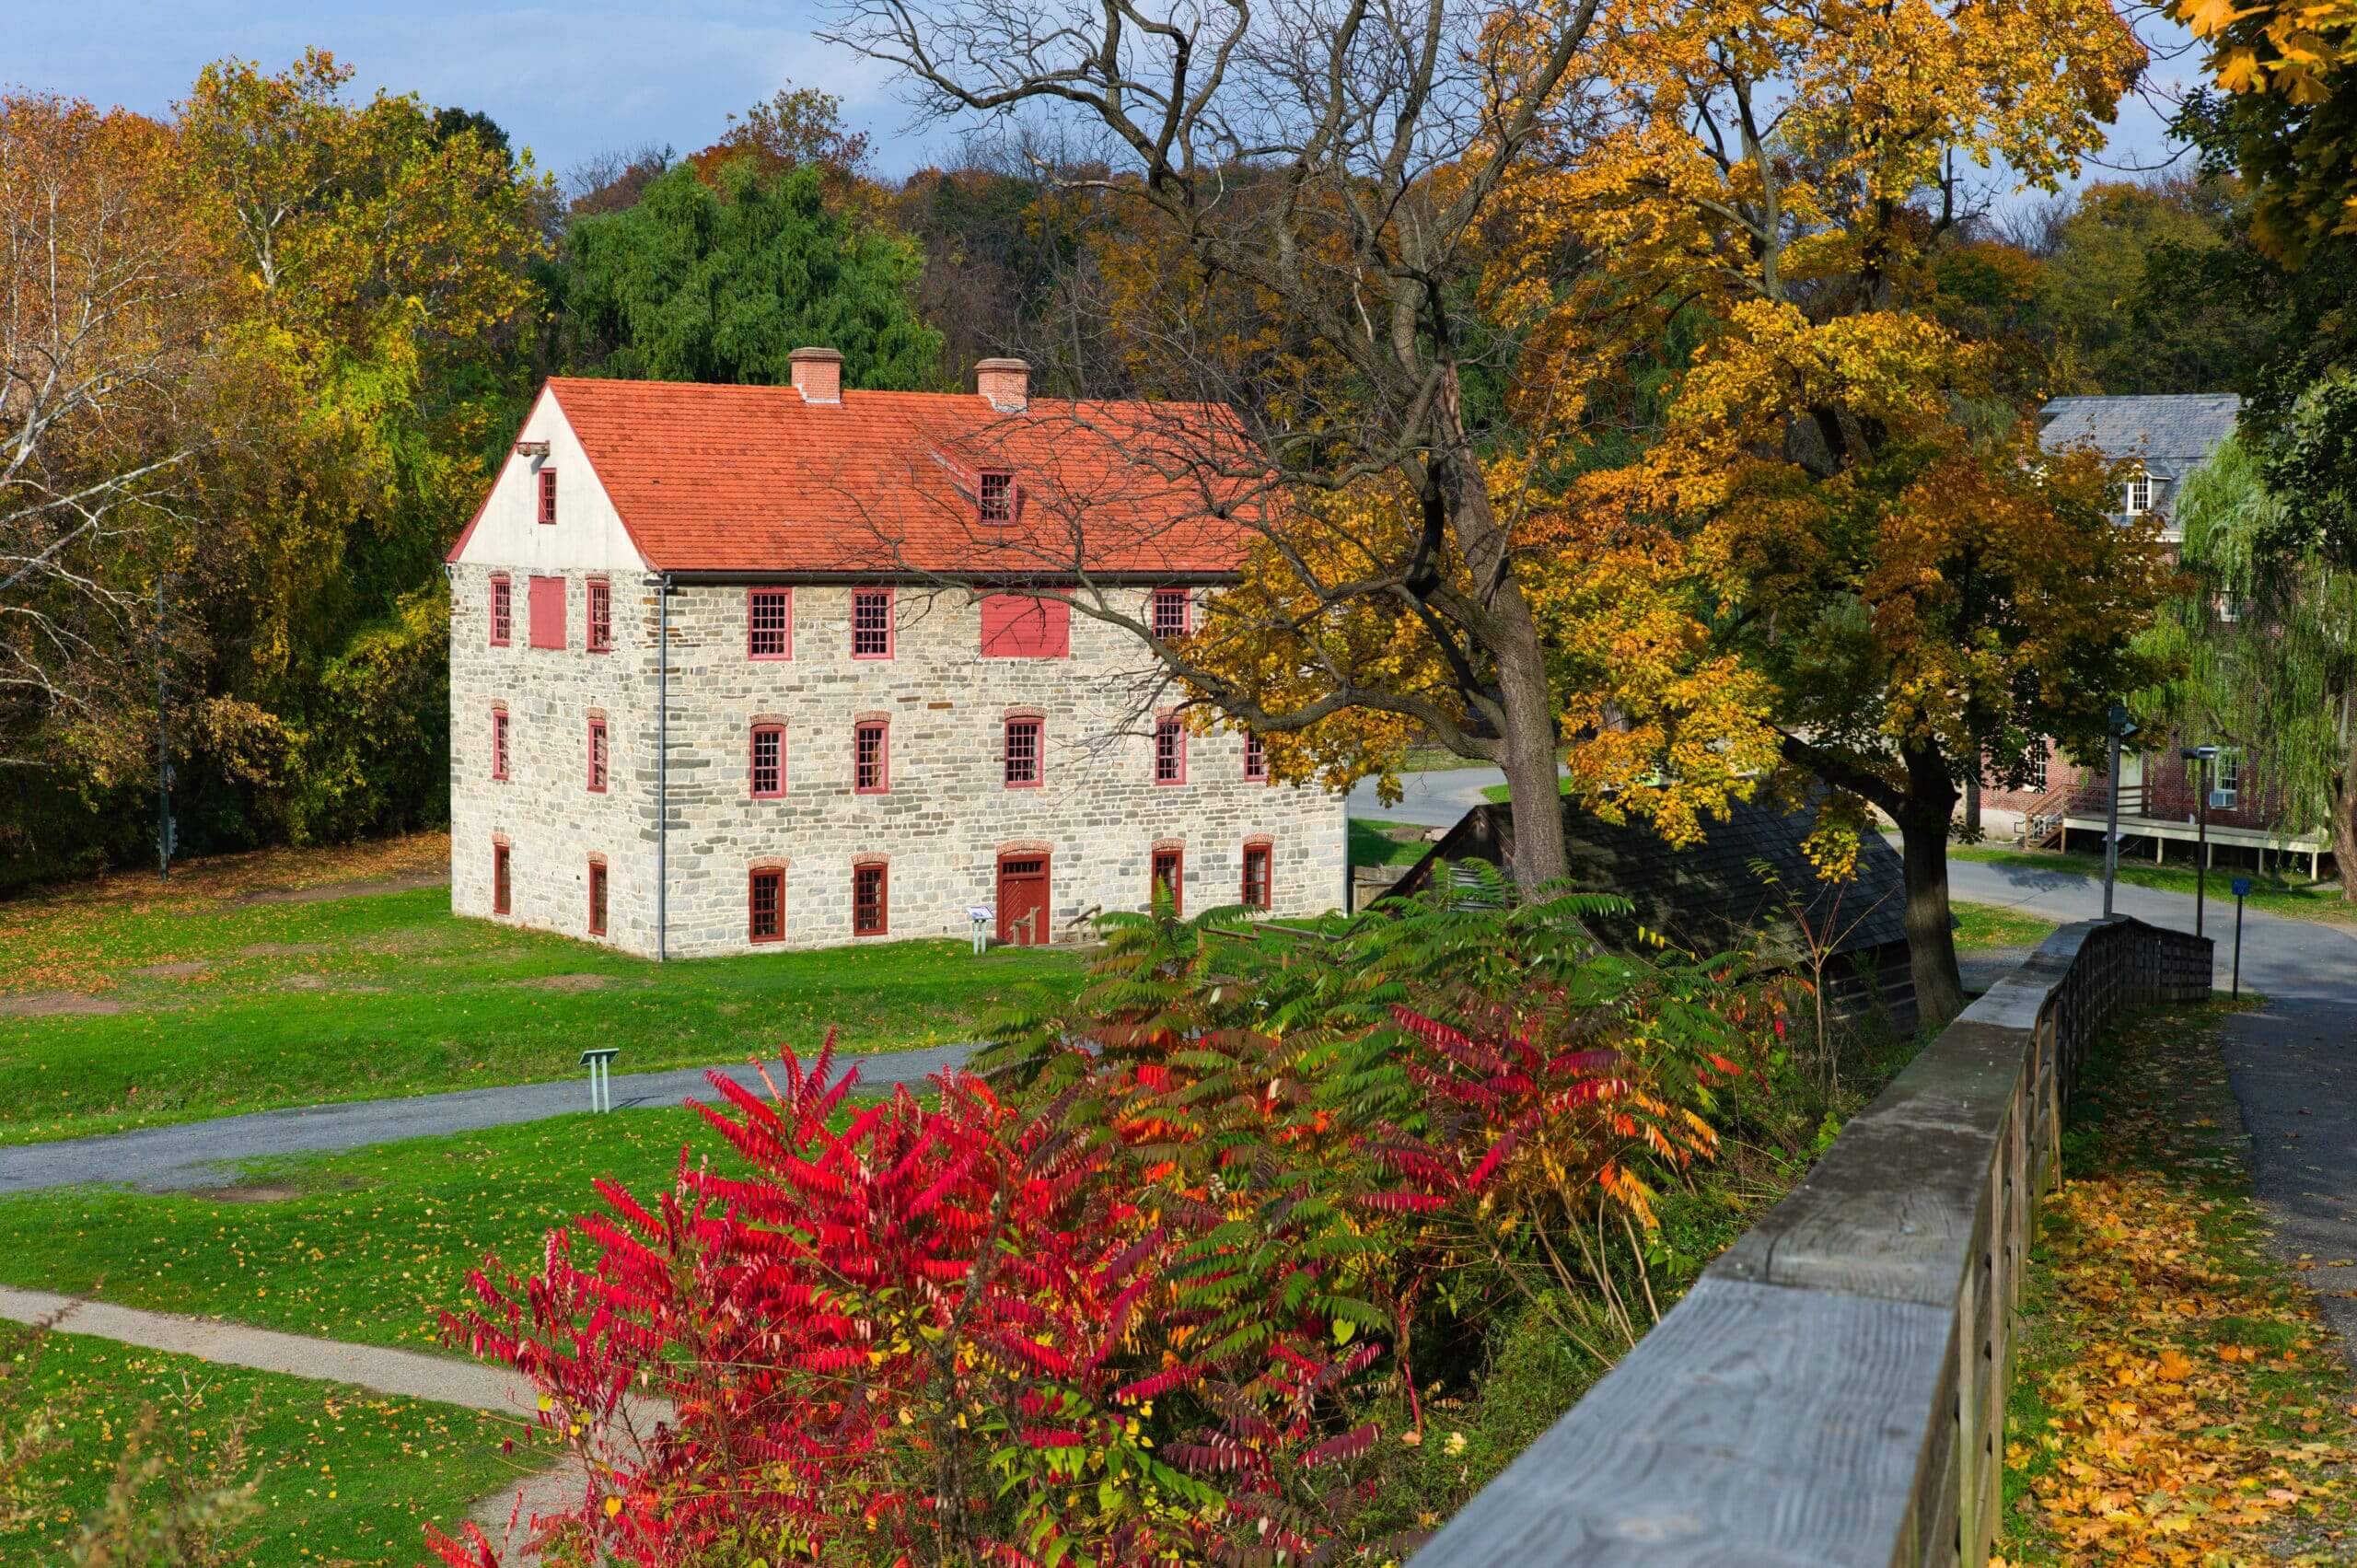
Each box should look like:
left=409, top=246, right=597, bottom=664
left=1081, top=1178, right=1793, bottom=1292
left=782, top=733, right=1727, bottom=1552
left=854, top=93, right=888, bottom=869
left=2124, top=471, right=2153, bottom=515
left=979, top=470, right=1015, bottom=525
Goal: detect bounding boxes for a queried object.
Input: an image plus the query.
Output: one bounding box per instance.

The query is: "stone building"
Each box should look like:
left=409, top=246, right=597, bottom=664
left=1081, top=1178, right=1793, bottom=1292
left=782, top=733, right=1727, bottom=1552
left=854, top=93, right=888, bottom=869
left=446, top=351, right=1346, bottom=958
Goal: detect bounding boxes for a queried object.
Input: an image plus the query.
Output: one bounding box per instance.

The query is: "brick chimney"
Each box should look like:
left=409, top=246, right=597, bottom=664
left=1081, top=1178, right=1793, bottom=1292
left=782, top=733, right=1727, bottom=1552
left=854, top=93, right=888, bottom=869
left=789, top=346, right=842, bottom=405
left=976, top=356, right=1030, bottom=412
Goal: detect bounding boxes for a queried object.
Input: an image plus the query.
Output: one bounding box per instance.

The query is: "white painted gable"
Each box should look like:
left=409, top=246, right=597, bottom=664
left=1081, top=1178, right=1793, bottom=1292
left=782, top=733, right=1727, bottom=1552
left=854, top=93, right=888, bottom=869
left=451, top=386, right=648, bottom=573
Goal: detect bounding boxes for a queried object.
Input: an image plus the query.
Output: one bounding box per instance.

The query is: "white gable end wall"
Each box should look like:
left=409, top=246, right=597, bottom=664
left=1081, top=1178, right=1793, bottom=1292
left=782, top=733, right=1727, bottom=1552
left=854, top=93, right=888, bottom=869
left=451, top=388, right=648, bottom=575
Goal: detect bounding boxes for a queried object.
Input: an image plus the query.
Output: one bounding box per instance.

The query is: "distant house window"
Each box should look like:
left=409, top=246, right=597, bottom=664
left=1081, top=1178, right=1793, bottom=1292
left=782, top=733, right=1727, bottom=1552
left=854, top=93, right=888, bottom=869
left=853, top=862, right=888, bottom=935
left=489, top=575, right=512, bottom=645
left=2216, top=593, right=2243, bottom=624
left=1150, top=587, right=1190, bottom=639
left=979, top=594, right=1071, bottom=657
left=2124, top=472, right=2153, bottom=515
left=852, top=588, right=893, bottom=658
left=587, top=858, right=608, bottom=937
left=493, top=842, right=511, bottom=915
left=2216, top=750, right=2241, bottom=807
left=749, top=589, right=792, bottom=658
left=1154, top=715, right=1186, bottom=784
left=979, top=470, right=1015, bottom=525
left=1151, top=846, right=1183, bottom=914
left=749, top=867, right=784, bottom=943
left=492, top=708, right=509, bottom=782
left=528, top=575, right=566, bottom=649
left=1004, top=717, right=1042, bottom=787
left=853, top=720, right=889, bottom=794
left=1242, top=842, right=1272, bottom=909
left=750, top=724, right=786, bottom=797
left=586, top=717, right=609, bottom=793
left=1243, top=732, right=1268, bottom=782
left=538, top=468, right=557, bottom=525
left=2028, top=740, right=2049, bottom=793
left=586, top=580, right=611, bottom=652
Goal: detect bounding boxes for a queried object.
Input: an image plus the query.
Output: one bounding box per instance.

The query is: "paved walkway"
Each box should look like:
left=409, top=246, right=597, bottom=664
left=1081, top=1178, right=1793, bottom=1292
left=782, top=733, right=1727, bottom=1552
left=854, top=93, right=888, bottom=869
left=1346, top=765, right=1513, bottom=827
left=0, top=1043, right=977, bottom=1195
left=1942, top=854, right=2357, bottom=1359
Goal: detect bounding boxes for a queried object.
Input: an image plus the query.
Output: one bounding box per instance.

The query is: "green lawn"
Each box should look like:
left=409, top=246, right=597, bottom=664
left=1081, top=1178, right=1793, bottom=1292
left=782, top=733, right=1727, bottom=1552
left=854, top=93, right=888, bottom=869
left=1951, top=900, right=2059, bottom=952
left=1946, top=842, right=2349, bottom=923
left=1478, top=777, right=1575, bottom=805
left=0, top=1329, right=521, bottom=1566
left=1350, top=817, right=1434, bottom=870
left=0, top=1108, right=726, bottom=1352
left=0, top=885, right=1085, bottom=1144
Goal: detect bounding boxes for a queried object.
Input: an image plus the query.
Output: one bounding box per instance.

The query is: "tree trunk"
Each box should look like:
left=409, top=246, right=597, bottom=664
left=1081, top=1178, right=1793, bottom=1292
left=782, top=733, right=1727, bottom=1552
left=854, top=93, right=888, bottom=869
left=2334, top=726, right=2355, bottom=901
left=1895, top=803, right=1966, bottom=1028
left=1964, top=772, right=1980, bottom=836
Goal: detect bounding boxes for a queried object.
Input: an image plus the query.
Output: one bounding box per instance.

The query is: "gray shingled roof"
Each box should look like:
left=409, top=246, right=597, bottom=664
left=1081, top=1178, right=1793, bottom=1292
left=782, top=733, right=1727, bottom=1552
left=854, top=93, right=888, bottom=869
left=2038, top=394, right=2241, bottom=482
left=1386, top=793, right=1911, bottom=966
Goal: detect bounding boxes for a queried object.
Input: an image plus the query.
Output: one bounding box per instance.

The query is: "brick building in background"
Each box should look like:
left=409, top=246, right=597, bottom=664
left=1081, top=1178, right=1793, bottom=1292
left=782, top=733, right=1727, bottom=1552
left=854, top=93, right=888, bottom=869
left=446, top=350, right=1344, bottom=958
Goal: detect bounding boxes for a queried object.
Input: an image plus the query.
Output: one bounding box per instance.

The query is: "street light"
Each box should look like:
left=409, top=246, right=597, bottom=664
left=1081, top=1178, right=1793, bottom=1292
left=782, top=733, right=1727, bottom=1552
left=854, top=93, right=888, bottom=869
left=2180, top=745, right=2219, bottom=937
left=2104, top=704, right=2139, bottom=919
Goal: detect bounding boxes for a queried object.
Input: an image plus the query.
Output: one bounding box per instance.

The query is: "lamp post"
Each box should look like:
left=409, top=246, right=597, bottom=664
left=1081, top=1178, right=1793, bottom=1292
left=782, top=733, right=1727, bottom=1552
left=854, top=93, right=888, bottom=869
left=2180, top=745, right=2218, bottom=937
left=2103, top=704, right=2139, bottom=919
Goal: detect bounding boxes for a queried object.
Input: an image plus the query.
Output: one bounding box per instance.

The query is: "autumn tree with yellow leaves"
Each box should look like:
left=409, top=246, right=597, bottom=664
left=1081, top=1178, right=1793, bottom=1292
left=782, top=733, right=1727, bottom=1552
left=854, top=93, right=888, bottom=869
left=1506, top=0, right=2172, bottom=1020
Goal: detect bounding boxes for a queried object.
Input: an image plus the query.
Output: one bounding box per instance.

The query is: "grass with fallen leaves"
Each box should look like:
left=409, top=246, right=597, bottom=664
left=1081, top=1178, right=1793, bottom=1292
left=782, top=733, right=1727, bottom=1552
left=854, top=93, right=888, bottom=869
left=1997, top=1000, right=2357, bottom=1565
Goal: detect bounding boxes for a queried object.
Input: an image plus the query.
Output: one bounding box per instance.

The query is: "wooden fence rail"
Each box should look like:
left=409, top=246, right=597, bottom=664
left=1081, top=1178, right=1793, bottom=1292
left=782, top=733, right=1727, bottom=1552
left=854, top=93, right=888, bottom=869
left=1411, top=915, right=2214, bottom=1568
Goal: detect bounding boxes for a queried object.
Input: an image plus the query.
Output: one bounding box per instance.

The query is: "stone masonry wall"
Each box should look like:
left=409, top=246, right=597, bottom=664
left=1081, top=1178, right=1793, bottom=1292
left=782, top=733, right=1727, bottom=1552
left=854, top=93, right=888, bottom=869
left=450, top=568, right=1348, bottom=958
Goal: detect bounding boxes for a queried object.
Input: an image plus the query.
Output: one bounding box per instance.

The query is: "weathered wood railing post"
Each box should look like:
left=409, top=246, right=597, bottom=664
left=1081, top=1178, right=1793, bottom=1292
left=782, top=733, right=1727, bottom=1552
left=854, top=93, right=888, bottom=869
left=1411, top=916, right=2212, bottom=1568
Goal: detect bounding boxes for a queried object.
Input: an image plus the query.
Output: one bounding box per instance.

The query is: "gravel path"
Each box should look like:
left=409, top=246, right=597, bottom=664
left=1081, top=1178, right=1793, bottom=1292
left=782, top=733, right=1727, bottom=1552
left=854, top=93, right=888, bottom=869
left=0, top=1043, right=977, bottom=1195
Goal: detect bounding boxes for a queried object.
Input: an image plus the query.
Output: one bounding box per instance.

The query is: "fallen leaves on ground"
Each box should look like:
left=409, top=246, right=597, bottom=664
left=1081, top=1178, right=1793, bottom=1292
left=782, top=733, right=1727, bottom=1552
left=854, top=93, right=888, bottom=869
left=1998, top=1004, right=2356, bottom=1565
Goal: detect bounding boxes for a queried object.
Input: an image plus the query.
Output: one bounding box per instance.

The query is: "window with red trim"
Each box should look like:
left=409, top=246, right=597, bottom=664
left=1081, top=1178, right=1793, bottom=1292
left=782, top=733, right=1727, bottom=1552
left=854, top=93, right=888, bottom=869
left=1004, top=717, right=1042, bottom=787
left=491, top=709, right=509, bottom=781
left=538, top=468, right=557, bottom=524
left=1242, top=842, right=1272, bottom=909
left=586, top=580, right=611, bottom=652
left=749, top=589, right=792, bottom=658
left=586, top=717, right=608, bottom=793
left=528, top=575, right=566, bottom=648
left=493, top=843, right=512, bottom=915
left=587, top=860, right=608, bottom=936
left=1154, top=716, right=1186, bottom=784
left=750, top=725, right=785, bottom=797
left=1151, top=847, right=1183, bottom=914
left=979, top=470, right=1015, bottom=524
left=853, top=720, right=888, bottom=794
left=489, top=575, right=511, bottom=645
left=852, top=588, right=893, bottom=657
left=1150, top=587, right=1190, bottom=638
left=1243, top=732, right=1268, bottom=782
left=853, top=862, right=888, bottom=935
left=749, top=867, right=784, bottom=942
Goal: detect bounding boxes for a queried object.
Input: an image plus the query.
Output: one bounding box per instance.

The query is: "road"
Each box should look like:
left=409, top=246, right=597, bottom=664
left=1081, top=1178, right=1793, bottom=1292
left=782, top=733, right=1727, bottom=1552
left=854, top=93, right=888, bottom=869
left=1943, top=854, right=2357, bottom=1357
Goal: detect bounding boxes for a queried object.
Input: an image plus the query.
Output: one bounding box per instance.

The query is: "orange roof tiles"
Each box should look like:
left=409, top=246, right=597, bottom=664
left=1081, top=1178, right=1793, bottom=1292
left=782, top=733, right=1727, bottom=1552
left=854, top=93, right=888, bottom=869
left=477, top=377, right=1262, bottom=578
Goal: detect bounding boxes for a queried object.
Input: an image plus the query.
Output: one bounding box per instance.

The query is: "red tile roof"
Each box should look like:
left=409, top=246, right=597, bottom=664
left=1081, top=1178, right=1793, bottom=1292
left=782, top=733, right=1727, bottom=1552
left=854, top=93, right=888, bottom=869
left=459, top=377, right=1262, bottom=577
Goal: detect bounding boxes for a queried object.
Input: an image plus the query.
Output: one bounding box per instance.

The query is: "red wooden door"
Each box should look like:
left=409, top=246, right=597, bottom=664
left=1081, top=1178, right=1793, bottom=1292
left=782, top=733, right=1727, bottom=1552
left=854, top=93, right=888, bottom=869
left=997, top=855, right=1050, bottom=947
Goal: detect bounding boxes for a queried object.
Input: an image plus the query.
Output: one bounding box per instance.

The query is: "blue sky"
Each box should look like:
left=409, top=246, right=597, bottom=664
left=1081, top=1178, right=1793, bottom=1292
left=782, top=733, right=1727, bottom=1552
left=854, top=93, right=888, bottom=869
left=12, top=0, right=2199, bottom=201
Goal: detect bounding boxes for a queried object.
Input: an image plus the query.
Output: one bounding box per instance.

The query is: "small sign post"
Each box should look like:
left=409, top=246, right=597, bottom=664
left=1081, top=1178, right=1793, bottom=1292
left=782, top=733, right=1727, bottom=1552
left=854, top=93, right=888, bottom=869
left=2229, top=877, right=2251, bottom=997
left=580, top=1047, right=620, bottom=1113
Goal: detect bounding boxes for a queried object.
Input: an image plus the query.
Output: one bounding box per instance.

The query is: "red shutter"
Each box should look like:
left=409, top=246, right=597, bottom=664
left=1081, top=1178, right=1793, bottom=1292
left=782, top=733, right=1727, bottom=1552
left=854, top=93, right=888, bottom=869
left=980, top=594, right=1071, bottom=657
left=528, top=576, right=567, bottom=648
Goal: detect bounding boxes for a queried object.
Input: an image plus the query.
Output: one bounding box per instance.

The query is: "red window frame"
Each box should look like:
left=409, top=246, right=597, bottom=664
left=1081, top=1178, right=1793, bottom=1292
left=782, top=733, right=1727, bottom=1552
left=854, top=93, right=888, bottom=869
left=537, top=467, right=557, bottom=525
left=1150, top=846, right=1184, bottom=915
left=750, top=725, right=786, bottom=798
left=1154, top=716, right=1187, bottom=784
left=586, top=716, right=608, bottom=793
left=1004, top=717, right=1042, bottom=788
left=493, top=842, right=512, bottom=915
left=1243, top=732, right=1269, bottom=782
left=749, top=867, right=785, bottom=943
left=587, top=858, right=608, bottom=936
left=1150, top=587, right=1190, bottom=639
left=1242, top=842, right=1272, bottom=910
left=586, top=579, right=611, bottom=653
left=853, top=720, right=889, bottom=795
left=853, top=861, right=888, bottom=935
left=749, top=588, right=793, bottom=659
left=491, top=708, right=509, bottom=782
left=851, top=587, right=894, bottom=658
left=489, top=575, right=512, bottom=646
left=979, top=470, right=1015, bottom=524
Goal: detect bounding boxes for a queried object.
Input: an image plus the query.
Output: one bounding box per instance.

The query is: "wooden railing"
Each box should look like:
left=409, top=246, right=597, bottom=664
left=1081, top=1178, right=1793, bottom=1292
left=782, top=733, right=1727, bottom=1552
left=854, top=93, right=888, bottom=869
left=1411, top=915, right=2213, bottom=1568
